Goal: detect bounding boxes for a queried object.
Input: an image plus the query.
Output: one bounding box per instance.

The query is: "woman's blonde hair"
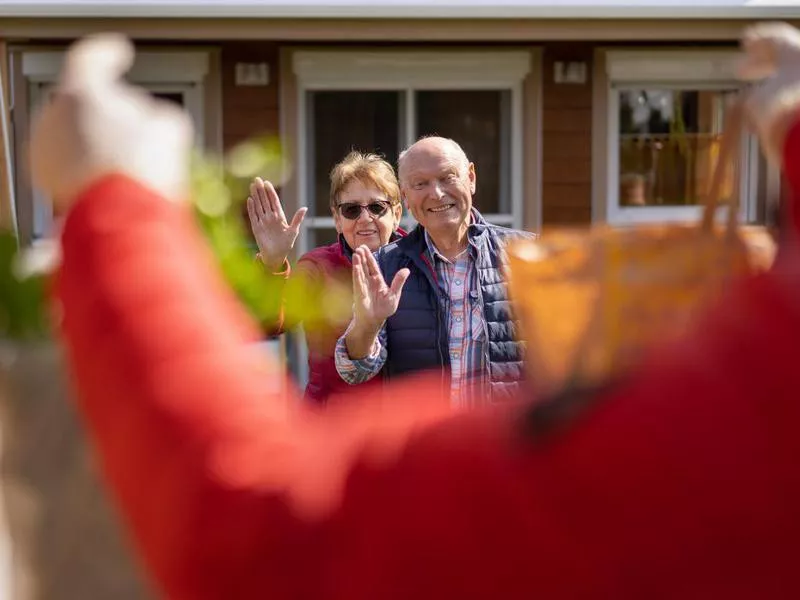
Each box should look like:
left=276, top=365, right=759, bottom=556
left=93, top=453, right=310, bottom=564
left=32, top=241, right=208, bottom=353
left=329, top=151, right=401, bottom=210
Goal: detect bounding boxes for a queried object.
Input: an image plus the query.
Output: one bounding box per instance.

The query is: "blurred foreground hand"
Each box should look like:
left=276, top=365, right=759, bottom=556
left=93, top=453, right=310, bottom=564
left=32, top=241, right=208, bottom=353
left=738, top=22, right=800, bottom=165
left=29, top=33, right=193, bottom=209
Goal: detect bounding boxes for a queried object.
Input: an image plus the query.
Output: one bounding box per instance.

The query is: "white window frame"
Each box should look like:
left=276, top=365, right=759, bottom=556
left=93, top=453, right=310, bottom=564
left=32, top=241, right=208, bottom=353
left=602, top=50, right=760, bottom=225
left=21, top=50, right=209, bottom=239
left=292, top=49, right=532, bottom=255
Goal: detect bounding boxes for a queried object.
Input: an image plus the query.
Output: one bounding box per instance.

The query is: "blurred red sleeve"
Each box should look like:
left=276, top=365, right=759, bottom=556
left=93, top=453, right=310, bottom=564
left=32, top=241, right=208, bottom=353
left=54, top=174, right=454, bottom=599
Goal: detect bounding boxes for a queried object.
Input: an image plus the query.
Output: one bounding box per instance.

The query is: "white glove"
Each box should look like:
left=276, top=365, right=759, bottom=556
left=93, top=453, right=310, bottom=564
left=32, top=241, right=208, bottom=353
left=29, top=33, right=193, bottom=210
left=737, top=22, right=800, bottom=166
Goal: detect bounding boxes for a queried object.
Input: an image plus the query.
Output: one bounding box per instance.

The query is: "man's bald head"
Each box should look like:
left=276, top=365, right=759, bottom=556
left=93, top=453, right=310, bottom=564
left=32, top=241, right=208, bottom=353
left=398, top=136, right=470, bottom=183
left=397, top=135, right=476, bottom=241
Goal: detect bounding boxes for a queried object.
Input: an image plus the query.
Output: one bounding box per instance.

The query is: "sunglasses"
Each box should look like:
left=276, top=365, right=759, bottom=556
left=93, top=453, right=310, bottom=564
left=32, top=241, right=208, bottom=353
left=337, top=201, right=391, bottom=220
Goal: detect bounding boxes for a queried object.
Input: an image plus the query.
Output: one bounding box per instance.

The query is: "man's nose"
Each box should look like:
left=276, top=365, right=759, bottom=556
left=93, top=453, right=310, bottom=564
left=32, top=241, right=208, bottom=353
left=431, top=182, right=446, bottom=200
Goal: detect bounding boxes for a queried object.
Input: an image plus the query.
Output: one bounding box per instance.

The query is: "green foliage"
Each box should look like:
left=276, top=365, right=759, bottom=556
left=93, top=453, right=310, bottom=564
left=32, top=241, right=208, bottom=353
left=0, top=231, right=49, bottom=340
left=1, top=135, right=349, bottom=342
left=190, top=137, right=350, bottom=330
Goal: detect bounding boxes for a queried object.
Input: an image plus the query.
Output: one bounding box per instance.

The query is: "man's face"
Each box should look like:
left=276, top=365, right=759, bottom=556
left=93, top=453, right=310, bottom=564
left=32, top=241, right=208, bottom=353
left=400, top=143, right=475, bottom=237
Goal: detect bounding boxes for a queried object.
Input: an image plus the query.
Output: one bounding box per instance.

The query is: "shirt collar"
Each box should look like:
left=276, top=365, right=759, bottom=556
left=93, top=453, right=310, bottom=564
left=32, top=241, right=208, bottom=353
left=424, top=229, right=473, bottom=264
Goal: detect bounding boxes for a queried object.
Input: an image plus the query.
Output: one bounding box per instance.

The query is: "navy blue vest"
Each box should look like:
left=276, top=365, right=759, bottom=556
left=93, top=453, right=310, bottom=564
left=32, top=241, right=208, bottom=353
left=374, top=209, right=535, bottom=402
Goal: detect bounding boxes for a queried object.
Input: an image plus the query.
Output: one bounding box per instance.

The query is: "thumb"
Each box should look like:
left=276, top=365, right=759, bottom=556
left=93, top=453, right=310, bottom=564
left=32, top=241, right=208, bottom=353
left=736, top=52, right=776, bottom=82
left=390, top=267, right=410, bottom=296
left=61, top=33, right=134, bottom=92
left=290, top=207, right=308, bottom=231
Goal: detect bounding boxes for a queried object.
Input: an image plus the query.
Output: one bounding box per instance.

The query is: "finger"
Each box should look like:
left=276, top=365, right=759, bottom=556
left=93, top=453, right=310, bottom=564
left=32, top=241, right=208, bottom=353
left=60, top=33, right=134, bottom=92
left=145, top=101, right=194, bottom=200
left=151, top=98, right=193, bottom=148
left=264, top=180, right=287, bottom=222
left=352, top=252, right=364, bottom=283
left=390, top=268, right=410, bottom=296
left=354, top=246, right=369, bottom=269
left=289, top=207, right=308, bottom=231
left=249, top=181, right=263, bottom=218
left=246, top=196, right=259, bottom=225
left=254, top=177, right=273, bottom=219
left=744, top=77, right=782, bottom=121
left=742, top=22, right=800, bottom=49
left=357, top=247, right=379, bottom=283
left=736, top=44, right=777, bottom=81
left=351, top=254, right=368, bottom=298
left=247, top=196, right=261, bottom=228
left=355, top=247, right=381, bottom=290
left=362, top=247, right=382, bottom=278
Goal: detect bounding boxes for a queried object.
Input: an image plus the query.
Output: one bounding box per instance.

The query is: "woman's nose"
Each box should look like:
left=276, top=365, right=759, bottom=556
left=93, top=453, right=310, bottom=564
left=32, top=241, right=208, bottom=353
left=356, top=207, right=373, bottom=223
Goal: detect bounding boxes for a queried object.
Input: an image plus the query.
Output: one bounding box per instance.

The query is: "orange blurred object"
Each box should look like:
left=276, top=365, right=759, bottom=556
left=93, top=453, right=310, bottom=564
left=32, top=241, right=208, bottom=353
left=507, top=100, right=775, bottom=395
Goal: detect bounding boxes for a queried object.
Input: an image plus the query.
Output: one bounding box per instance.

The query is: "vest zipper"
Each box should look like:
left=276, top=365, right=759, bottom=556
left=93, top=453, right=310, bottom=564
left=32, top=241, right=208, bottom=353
left=475, top=280, right=491, bottom=400
left=437, top=294, right=447, bottom=400
left=420, top=251, right=448, bottom=399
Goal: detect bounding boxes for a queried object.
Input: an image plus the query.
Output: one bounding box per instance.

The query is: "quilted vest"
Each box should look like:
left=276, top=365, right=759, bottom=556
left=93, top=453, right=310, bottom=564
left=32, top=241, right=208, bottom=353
left=375, top=209, right=535, bottom=402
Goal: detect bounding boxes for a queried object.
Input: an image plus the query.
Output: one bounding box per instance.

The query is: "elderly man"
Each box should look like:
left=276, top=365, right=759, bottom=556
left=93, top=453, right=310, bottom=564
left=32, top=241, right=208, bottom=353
left=334, top=137, right=535, bottom=406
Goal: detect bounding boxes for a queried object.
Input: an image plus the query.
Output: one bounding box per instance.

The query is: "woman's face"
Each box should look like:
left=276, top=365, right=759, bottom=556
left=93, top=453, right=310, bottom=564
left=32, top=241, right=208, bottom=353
left=332, top=179, right=402, bottom=252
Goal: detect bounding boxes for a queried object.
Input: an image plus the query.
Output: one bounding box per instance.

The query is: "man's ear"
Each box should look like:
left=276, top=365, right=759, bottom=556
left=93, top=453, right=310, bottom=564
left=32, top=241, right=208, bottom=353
left=468, top=162, right=477, bottom=195
left=392, top=202, right=403, bottom=224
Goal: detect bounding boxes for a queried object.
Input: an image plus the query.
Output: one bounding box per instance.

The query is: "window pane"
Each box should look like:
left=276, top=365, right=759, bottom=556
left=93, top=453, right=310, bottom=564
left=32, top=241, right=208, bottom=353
left=308, top=91, right=400, bottom=218
left=151, top=92, right=185, bottom=107
left=618, top=89, right=738, bottom=208
left=415, top=90, right=511, bottom=215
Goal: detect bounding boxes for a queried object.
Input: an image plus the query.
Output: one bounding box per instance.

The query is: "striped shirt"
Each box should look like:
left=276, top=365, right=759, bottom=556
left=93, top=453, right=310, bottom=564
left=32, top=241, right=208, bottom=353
left=334, top=231, right=489, bottom=409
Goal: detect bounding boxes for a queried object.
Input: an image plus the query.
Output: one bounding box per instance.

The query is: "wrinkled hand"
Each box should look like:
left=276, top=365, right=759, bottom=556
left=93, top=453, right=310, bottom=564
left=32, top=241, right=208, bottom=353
left=246, top=177, right=307, bottom=269
left=29, top=33, right=192, bottom=210
left=737, top=22, right=800, bottom=165
left=351, top=246, right=409, bottom=331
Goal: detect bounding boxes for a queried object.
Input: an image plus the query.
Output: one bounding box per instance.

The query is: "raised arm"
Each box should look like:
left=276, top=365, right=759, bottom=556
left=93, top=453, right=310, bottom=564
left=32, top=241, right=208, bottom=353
left=29, top=25, right=800, bottom=600
left=31, top=34, right=451, bottom=599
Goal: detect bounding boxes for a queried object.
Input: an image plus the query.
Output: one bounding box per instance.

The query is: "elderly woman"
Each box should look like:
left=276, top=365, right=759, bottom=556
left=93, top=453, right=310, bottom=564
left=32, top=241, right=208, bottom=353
left=247, top=151, right=405, bottom=404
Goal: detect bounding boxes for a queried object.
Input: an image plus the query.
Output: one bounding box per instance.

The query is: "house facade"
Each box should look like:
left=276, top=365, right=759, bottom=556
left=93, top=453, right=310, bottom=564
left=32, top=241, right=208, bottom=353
left=2, top=1, right=798, bottom=381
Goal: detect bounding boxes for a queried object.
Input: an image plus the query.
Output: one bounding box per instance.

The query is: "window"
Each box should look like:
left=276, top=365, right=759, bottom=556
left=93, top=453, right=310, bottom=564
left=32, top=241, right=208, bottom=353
left=18, top=50, right=210, bottom=242
left=293, top=50, right=530, bottom=253
left=306, top=89, right=401, bottom=247
left=601, top=50, right=767, bottom=225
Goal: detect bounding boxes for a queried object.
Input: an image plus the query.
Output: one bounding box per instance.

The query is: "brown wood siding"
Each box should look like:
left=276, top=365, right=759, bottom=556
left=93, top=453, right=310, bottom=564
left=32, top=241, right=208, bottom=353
left=221, top=42, right=280, bottom=151
left=541, top=43, right=594, bottom=226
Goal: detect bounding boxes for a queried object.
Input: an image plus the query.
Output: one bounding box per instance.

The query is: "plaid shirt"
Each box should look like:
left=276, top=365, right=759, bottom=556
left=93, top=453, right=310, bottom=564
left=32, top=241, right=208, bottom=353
left=335, top=231, right=489, bottom=409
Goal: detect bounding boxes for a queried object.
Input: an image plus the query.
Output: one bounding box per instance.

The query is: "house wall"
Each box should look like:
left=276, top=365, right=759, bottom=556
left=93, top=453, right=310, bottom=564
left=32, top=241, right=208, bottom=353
left=221, top=42, right=280, bottom=151
left=217, top=40, right=597, bottom=228
left=4, top=30, right=763, bottom=234
left=218, top=40, right=733, bottom=229
left=541, top=43, right=594, bottom=225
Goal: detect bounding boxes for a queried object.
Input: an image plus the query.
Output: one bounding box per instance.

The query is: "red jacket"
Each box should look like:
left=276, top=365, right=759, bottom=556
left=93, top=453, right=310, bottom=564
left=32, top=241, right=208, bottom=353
left=55, top=121, right=800, bottom=599
left=263, top=231, right=404, bottom=405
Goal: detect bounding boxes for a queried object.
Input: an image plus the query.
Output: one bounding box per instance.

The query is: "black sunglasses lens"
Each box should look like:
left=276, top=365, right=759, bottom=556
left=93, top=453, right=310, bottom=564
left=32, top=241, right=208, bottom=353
left=340, top=204, right=362, bottom=219
left=367, top=202, right=389, bottom=216
left=339, top=202, right=389, bottom=219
